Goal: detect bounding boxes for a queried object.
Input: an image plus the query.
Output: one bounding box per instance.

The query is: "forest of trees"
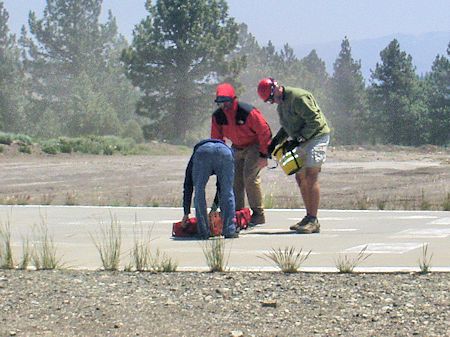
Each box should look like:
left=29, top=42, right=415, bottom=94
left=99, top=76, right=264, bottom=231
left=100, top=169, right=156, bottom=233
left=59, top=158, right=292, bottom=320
left=0, top=0, right=449, bottom=146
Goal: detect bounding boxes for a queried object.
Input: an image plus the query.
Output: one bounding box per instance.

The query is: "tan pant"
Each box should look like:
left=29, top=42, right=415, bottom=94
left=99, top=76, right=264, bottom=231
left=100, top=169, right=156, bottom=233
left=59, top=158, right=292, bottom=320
left=232, top=144, right=264, bottom=215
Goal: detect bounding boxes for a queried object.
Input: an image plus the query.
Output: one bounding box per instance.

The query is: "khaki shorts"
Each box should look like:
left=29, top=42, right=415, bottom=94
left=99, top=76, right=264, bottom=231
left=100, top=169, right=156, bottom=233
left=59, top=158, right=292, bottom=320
left=297, top=134, right=330, bottom=168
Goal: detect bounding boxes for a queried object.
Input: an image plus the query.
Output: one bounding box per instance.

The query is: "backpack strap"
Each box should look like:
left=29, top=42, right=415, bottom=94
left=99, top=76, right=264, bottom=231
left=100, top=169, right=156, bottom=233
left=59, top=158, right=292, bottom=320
left=213, top=102, right=254, bottom=126
left=213, top=108, right=228, bottom=125
left=236, top=102, right=253, bottom=124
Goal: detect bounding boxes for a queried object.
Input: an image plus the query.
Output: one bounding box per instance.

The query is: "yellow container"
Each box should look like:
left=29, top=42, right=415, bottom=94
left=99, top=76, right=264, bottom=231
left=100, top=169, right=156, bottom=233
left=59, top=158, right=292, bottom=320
left=272, top=142, right=304, bottom=175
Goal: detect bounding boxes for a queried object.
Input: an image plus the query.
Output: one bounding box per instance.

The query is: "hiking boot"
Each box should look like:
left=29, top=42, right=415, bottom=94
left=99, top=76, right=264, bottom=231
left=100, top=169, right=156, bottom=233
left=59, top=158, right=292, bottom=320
left=289, top=215, right=310, bottom=231
left=224, top=231, right=239, bottom=239
left=249, top=212, right=265, bottom=227
left=296, top=218, right=320, bottom=234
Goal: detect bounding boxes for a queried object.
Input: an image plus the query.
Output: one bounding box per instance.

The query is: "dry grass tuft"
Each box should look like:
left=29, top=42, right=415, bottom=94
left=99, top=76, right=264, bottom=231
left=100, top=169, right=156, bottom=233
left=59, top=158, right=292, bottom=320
left=91, top=213, right=122, bottom=271
left=150, top=249, right=178, bottom=272
left=335, top=246, right=371, bottom=273
left=263, top=247, right=311, bottom=273
left=202, top=238, right=228, bottom=272
left=31, top=214, right=63, bottom=270
left=126, top=218, right=153, bottom=271
left=0, top=217, right=14, bottom=269
left=418, top=243, right=433, bottom=274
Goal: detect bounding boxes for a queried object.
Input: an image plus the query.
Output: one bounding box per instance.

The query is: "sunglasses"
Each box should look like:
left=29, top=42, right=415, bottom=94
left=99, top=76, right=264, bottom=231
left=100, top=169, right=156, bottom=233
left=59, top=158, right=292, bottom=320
left=265, top=78, right=276, bottom=103
left=215, top=96, right=233, bottom=104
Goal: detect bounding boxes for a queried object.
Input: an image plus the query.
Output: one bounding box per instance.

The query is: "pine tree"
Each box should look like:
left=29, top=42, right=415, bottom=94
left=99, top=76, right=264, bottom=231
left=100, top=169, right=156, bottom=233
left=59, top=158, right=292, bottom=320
left=232, top=23, right=262, bottom=103
left=0, top=1, right=25, bottom=132
left=369, top=39, right=427, bottom=145
left=122, top=0, right=241, bottom=143
left=329, top=37, right=369, bottom=144
left=294, top=50, right=330, bottom=110
left=425, top=42, right=450, bottom=145
left=20, top=0, right=137, bottom=137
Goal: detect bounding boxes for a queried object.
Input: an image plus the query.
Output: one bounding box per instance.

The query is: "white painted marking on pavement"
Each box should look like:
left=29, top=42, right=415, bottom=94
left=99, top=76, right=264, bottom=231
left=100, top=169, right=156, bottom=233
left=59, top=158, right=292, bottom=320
left=392, top=228, right=450, bottom=238
left=249, top=228, right=292, bottom=232
left=287, top=217, right=358, bottom=221
left=287, top=217, right=363, bottom=222
left=345, top=242, right=424, bottom=254
left=394, top=216, right=438, bottom=219
left=319, top=217, right=359, bottom=221
left=323, top=228, right=359, bottom=232
left=252, top=249, right=317, bottom=255
left=430, top=217, right=450, bottom=225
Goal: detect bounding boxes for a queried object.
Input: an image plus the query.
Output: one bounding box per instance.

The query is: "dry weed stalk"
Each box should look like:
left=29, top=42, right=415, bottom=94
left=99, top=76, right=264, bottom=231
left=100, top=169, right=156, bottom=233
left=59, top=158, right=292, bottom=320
left=91, top=213, right=122, bottom=271
left=150, top=249, right=178, bottom=272
left=19, top=237, right=31, bottom=270
left=0, top=217, right=14, bottom=269
left=263, top=247, right=311, bottom=273
left=128, top=218, right=153, bottom=271
left=335, top=246, right=371, bottom=273
left=31, top=214, right=62, bottom=270
left=418, top=243, right=433, bottom=274
left=202, top=237, right=229, bottom=272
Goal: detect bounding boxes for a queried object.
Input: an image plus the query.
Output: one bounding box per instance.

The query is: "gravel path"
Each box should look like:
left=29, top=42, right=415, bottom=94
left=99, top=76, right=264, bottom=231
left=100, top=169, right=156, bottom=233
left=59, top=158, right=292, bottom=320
left=1, top=270, right=449, bottom=337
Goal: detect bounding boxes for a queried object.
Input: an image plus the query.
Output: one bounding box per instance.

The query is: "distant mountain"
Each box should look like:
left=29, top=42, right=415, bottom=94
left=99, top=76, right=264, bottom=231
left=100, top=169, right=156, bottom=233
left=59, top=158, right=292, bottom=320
left=291, top=31, right=450, bottom=82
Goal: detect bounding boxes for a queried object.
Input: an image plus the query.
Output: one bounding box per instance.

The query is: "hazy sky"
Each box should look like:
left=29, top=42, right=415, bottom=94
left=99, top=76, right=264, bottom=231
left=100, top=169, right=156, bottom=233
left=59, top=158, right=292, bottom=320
left=3, top=0, right=450, bottom=46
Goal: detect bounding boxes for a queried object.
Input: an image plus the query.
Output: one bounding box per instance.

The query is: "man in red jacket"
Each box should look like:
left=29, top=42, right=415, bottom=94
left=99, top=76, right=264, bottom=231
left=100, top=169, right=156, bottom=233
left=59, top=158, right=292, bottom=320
left=211, top=83, right=272, bottom=225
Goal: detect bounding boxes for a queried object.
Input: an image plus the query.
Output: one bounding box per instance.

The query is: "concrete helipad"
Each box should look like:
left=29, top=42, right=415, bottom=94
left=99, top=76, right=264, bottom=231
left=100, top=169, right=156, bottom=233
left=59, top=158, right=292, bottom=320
left=1, top=205, right=450, bottom=272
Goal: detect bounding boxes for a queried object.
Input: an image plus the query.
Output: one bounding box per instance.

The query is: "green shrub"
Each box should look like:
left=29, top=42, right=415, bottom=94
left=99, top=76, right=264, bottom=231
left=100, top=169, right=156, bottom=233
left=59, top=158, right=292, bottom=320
left=14, top=134, right=33, bottom=145
left=0, top=132, right=33, bottom=145
left=0, top=145, right=4, bottom=153
left=101, top=135, right=135, bottom=154
left=19, top=145, right=32, bottom=154
left=17, top=133, right=189, bottom=156
left=41, top=140, right=60, bottom=155
left=58, top=137, right=73, bottom=153
left=66, top=136, right=103, bottom=154
left=121, top=120, right=144, bottom=143
left=0, top=132, right=13, bottom=145
left=442, top=193, right=450, bottom=211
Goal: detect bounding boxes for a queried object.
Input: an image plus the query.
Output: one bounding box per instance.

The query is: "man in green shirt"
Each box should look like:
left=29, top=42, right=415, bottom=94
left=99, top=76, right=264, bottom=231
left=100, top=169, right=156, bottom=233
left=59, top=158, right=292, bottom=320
left=257, top=77, right=330, bottom=234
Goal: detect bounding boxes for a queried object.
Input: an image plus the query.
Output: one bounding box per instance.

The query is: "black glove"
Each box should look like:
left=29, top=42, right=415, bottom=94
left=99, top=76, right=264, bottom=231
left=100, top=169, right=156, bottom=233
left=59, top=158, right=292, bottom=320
left=269, top=128, right=289, bottom=156
left=284, top=139, right=300, bottom=152
left=267, top=139, right=277, bottom=157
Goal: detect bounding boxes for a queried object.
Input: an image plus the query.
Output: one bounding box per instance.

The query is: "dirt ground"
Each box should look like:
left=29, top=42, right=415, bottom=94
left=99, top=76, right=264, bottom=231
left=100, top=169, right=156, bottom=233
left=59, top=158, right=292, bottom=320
left=0, top=143, right=449, bottom=210
left=1, top=270, right=449, bottom=337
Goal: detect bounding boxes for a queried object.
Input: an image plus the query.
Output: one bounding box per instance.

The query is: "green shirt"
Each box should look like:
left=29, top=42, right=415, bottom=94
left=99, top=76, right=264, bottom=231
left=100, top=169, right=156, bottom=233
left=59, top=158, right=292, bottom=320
left=276, top=86, right=330, bottom=141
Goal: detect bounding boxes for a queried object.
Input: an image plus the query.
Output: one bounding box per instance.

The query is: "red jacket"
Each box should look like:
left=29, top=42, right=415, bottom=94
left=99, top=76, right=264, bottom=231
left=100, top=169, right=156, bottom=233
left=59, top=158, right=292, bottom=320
left=211, top=100, right=272, bottom=157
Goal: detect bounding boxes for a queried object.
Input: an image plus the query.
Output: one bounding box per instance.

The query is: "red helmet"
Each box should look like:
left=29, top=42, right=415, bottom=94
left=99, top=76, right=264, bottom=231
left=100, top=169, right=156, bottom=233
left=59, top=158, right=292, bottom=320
left=257, top=77, right=277, bottom=102
left=215, top=83, right=236, bottom=103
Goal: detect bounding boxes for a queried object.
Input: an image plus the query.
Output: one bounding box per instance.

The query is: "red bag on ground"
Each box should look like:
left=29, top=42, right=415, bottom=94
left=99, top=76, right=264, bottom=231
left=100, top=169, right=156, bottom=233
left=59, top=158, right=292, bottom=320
left=208, top=211, right=223, bottom=237
left=172, top=217, right=197, bottom=237
left=209, top=208, right=252, bottom=232
left=235, top=208, right=251, bottom=230
left=172, top=208, right=251, bottom=237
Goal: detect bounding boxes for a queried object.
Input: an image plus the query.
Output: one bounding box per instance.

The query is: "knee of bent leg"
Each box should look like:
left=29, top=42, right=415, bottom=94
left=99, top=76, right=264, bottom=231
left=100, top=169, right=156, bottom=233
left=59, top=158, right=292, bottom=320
left=305, top=168, right=320, bottom=183
left=244, top=174, right=261, bottom=186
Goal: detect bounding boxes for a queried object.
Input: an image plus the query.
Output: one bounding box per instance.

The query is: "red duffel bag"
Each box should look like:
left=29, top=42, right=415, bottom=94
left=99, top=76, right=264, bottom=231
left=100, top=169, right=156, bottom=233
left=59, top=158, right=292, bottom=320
left=209, top=208, right=252, bottom=232
left=172, top=217, right=197, bottom=237
left=235, top=208, right=251, bottom=230
left=208, top=211, right=223, bottom=237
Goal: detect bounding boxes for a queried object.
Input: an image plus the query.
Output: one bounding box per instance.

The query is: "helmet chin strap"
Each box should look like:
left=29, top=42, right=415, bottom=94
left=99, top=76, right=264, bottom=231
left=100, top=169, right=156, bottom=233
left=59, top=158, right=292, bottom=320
left=222, top=99, right=236, bottom=112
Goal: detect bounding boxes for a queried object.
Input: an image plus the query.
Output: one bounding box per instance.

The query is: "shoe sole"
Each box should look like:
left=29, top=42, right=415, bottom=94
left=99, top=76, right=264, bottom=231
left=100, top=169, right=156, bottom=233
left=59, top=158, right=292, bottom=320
left=296, top=228, right=320, bottom=234
left=249, top=223, right=265, bottom=228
